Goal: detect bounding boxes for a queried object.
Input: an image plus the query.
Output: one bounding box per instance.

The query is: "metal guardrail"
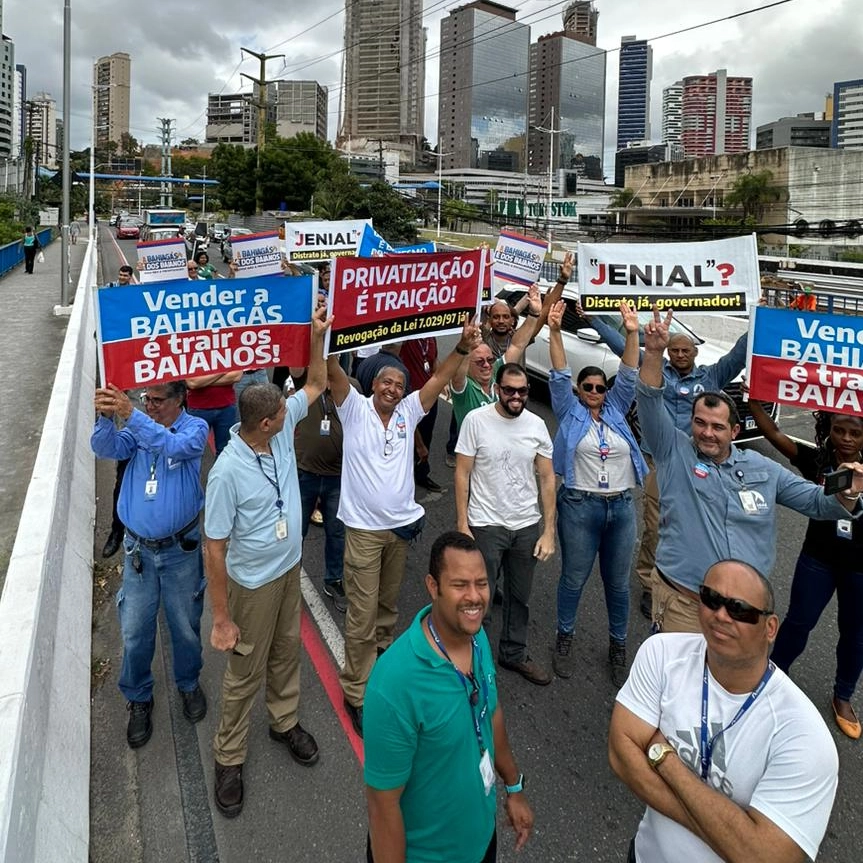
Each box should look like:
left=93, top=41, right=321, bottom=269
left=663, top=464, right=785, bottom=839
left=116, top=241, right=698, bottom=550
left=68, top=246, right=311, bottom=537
left=0, top=228, right=55, bottom=278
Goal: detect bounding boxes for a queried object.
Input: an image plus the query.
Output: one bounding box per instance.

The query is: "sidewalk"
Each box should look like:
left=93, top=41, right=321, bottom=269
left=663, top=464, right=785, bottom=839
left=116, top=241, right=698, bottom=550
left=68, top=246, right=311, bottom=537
left=0, top=229, right=87, bottom=592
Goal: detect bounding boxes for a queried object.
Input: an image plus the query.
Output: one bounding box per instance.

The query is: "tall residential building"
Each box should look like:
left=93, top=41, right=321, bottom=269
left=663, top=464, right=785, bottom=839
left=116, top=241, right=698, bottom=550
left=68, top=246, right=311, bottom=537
left=93, top=52, right=131, bottom=151
left=25, top=92, right=57, bottom=168
left=756, top=114, right=830, bottom=150
left=681, top=69, right=752, bottom=157
left=340, top=0, right=425, bottom=156
left=270, top=80, right=328, bottom=141
left=438, top=1, right=530, bottom=172
left=12, top=63, right=24, bottom=157
left=528, top=31, right=606, bottom=180
left=562, top=0, right=598, bottom=46
left=0, top=26, right=14, bottom=157
left=205, top=92, right=261, bottom=145
left=616, top=36, right=652, bottom=150
left=831, top=79, right=863, bottom=149
left=661, top=80, right=683, bottom=146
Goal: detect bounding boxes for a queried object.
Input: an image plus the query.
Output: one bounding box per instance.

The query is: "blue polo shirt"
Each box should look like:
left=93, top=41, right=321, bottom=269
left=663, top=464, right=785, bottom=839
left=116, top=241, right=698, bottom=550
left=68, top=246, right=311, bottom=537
left=636, top=379, right=859, bottom=590
left=364, top=605, right=498, bottom=863
left=204, top=391, right=308, bottom=588
left=91, top=408, right=208, bottom=540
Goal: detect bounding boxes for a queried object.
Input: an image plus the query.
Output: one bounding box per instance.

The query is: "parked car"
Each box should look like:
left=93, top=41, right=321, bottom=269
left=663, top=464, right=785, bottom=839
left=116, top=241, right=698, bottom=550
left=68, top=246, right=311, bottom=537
left=496, top=283, right=778, bottom=441
left=116, top=217, right=143, bottom=240
left=210, top=222, right=230, bottom=241
left=221, top=227, right=254, bottom=263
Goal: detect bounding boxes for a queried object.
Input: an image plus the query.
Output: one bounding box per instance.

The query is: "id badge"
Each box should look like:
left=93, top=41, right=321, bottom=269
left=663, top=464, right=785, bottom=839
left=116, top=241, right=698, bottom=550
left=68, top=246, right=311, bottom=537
left=597, top=470, right=609, bottom=490
left=145, top=479, right=158, bottom=500
left=275, top=518, right=288, bottom=540
left=423, top=361, right=430, bottom=373
left=837, top=519, right=853, bottom=540
left=479, top=749, right=495, bottom=796
left=739, top=490, right=758, bottom=514
left=319, top=419, right=331, bottom=436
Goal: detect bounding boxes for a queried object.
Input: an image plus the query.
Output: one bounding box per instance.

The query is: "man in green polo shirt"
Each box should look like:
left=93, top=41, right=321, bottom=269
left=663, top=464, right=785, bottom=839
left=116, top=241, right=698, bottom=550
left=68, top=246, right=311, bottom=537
left=364, top=531, right=533, bottom=862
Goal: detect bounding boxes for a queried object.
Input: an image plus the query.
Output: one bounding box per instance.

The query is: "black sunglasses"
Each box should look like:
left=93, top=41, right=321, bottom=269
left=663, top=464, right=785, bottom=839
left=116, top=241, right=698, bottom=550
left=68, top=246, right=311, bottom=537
left=499, top=384, right=529, bottom=397
left=581, top=382, right=607, bottom=394
left=699, top=585, right=773, bottom=625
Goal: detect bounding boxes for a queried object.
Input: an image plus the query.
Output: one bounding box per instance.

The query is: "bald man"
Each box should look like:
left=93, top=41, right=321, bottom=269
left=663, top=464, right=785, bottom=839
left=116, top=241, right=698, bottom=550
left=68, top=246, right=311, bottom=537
left=581, top=307, right=748, bottom=617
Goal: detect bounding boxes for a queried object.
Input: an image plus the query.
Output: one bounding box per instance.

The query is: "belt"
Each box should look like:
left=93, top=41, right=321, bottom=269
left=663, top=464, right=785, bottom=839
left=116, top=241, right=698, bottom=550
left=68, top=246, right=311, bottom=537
left=655, top=567, right=700, bottom=601
left=243, top=369, right=262, bottom=375
left=569, top=489, right=630, bottom=502
left=126, top=517, right=199, bottom=551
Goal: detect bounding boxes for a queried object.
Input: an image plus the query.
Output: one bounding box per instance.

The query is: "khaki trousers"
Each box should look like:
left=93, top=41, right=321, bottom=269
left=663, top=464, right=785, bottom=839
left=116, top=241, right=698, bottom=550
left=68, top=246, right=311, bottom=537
left=213, top=561, right=302, bottom=766
left=341, top=527, right=408, bottom=707
left=650, top=567, right=701, bottom=634
left=635, top=456, right=658, bottom=592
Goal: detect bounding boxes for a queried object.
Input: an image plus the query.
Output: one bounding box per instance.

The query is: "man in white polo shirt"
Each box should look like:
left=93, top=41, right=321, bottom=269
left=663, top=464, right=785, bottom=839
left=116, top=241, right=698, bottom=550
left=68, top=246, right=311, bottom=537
left=327, top=316, right=481, bottom=738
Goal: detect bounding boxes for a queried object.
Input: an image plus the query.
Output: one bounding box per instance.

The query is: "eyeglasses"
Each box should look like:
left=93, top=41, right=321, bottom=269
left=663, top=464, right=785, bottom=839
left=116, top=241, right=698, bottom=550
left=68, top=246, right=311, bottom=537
left=187, top=266, right=198, bottom=271
left=499, top=384, right=529, bottom=397
left=472, top=357, right=494, bottom=367
left=141, top=394, right=171, bottom=406
left=384, top=427, right=394, bottom=457
left=581, top=382, right=607, bottom=394
left=699, top=585, right=773, bottom=625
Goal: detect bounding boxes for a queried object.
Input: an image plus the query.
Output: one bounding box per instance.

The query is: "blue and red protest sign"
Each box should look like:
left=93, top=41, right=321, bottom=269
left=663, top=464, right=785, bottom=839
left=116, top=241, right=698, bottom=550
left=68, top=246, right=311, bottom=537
left=95, top=274, right=314, bottom=390
left=748, top=305, right=863, bottom=415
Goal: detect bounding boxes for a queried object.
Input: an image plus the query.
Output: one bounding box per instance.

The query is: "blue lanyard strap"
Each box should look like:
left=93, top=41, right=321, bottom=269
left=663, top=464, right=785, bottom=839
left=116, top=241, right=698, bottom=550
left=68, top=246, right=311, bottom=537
left=427, top=615, right=489, bottom=754
left=595, top=420, right=609, bottom=461
left=700, top=658, right=774, bottom=781
left=255, top=452, right=284, bottom=515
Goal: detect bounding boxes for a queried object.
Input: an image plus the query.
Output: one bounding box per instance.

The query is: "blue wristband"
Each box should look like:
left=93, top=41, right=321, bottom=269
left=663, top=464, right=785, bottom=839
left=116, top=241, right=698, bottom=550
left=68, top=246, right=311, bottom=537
left=505, top=773, right=524, bottom=794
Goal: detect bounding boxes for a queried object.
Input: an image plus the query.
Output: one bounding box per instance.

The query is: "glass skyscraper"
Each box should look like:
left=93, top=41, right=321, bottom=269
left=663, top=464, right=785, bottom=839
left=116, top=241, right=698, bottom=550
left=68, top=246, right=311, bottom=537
left=616, top=36, right=652, bottom=149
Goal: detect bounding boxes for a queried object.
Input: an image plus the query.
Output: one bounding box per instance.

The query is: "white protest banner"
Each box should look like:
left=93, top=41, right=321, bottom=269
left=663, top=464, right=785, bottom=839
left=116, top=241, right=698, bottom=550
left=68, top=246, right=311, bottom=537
left=136, top=237, right=188, bottom=283
left=492, top=229, right=547, bottom=290
left=229, top=230, right=283, bottom=278
left=577, top=235, right=760, bottom=314
left=285, top=219, right=371, bottom=264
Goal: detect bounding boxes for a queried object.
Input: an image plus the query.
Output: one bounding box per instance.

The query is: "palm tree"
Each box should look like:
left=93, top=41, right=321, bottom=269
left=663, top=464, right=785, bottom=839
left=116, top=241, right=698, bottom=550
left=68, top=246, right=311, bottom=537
left=609, top=187, right=642, bottom=209
left=723, top=170, right=785, bottom=223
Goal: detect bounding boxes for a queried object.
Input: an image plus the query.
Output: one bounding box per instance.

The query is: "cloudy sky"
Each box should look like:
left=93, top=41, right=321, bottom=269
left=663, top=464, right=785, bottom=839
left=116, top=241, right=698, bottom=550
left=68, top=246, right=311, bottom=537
left=7, top=0, right=861, bottom=172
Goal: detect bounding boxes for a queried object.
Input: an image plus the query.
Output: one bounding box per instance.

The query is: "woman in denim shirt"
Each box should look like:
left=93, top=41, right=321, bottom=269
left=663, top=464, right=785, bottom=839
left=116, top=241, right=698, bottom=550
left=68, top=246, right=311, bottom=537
left=547, top=299, right=646, bottom=687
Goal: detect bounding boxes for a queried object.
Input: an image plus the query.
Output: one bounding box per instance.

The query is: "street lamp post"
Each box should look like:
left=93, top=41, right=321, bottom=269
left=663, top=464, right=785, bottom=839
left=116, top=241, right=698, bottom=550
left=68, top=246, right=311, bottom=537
left=430, top=139, right=451, bottom=240
left=533, top=107, right=568, bottom=250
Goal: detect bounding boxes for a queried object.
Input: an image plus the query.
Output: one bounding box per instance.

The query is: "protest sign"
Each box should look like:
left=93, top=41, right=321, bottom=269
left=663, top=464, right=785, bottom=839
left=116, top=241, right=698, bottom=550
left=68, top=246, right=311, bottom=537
left=95, top=274, right=314, bottom=390
left=285, top=219, right=371, bottom=263
left=229, top=230, right=283, bottom=278
left=577, top=235, right=760, bottom=313
left=325, top=248, right=485, bottom=355
left=747, top=305, right=863, bottom=415
left=492, top=229, right=547, bottom=289
left=356, top=223, right=437, bottom=257
left=136, top=237, right=188, bottom=283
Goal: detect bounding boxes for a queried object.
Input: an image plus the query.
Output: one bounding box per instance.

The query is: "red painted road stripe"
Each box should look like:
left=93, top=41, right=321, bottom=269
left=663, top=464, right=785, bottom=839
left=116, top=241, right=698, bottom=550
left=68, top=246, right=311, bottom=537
left=300, top=607, right=364, bottom=764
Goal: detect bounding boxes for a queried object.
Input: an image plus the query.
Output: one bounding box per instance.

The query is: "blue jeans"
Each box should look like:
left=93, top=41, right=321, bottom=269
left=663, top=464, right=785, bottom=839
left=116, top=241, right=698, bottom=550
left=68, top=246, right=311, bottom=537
left=472, top=522, right=540, bottom=664
left=188, top=404, right=237, bottom=455
left=234, top=369, right=269, bottom=401
left=556, top=487, right=636, bottom=643
left=298, top=470, right=345, bottom=586
left=116, top=527, right=206, bottom=702
left=771, top=552, right=863, bottom=702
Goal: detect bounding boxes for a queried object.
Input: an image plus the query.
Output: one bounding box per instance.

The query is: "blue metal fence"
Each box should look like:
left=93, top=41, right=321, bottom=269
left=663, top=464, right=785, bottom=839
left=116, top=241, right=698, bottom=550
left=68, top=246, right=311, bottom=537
left=0, top=227, right=54, bottom=278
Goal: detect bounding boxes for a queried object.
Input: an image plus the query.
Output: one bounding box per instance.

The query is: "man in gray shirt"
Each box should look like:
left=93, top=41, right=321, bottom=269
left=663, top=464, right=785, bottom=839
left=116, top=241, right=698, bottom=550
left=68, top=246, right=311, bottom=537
left=637, top=308, right=863, bottom=633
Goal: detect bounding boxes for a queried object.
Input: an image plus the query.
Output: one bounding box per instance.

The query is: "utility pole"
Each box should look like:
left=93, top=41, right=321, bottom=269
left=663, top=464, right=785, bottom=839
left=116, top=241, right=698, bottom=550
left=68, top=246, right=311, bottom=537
left=157, top=118, right=174, bottom=206
left=533, top=107, right=569, bottom=249
left=241, top=47, right=285, bottom=215
left=429, top=140, right=451, bottom=240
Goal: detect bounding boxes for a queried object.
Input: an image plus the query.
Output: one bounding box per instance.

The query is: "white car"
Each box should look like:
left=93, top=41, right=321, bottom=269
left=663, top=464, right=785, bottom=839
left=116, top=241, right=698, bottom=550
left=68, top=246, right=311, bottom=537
left=495, top=284, right=777, bottom=441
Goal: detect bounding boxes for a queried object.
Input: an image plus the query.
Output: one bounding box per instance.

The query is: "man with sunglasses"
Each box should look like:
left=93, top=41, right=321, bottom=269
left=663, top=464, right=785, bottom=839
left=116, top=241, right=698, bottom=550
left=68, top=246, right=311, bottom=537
left=91, top=380, right=209, bottom=749
left=637, top=308, right=863, bottom=634
left=455, top=363, right=556, bottom=686
left=609, top=558, right=838, bottom=863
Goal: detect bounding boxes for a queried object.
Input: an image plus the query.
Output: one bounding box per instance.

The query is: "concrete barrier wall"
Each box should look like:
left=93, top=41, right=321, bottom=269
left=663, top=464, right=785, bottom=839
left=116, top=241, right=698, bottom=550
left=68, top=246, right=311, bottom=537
left=0, top=239, right=98, bottom=862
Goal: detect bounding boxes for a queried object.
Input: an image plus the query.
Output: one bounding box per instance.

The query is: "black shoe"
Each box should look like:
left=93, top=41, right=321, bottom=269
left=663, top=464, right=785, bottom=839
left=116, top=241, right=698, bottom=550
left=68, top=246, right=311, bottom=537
left=214, top=761, right=244, bottom=818
left=552, top=631, right=574, bottom=679
left=180, top=685, right=207, bottom=723
left=323, top=580, right=347, bottom=614
left=102, top=527, right=124, bottom=558
left=126, top=698, right=153, bottom=749
left=609, top=639, right=628, bottom=688
left=418, top=477, right=444, bottom=493
left=344, top=698, right=363, bottom=738
left=639, top=590, right=653, bottom=621
left=269, top=722, right=320, bottom=766
left=498, top=656, right=552, bottom=686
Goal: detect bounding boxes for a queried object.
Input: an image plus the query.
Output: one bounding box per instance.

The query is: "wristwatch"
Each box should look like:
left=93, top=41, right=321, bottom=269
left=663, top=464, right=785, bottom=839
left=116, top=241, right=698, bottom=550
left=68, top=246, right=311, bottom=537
left=505, top=773, right=525, bottom=794
left=647, top=743, right=676, bottom=770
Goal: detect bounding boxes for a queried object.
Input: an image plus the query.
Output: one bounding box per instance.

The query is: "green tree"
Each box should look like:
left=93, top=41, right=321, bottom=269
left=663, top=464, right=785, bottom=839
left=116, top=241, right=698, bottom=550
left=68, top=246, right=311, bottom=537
left=724, top=170, right=785, bottom=223
left=210, top=144, right=257, bottom=214
left=261, top=133, right=347, bottom=212
left=313, top=172, right=364, bottom=220
left=358, top=182, right=419, bottom=245
left=609, top=188, right=642, bottom=208
left=119, top=133, right=140, bottom=157
left=441, top=198, right=479, bottom=233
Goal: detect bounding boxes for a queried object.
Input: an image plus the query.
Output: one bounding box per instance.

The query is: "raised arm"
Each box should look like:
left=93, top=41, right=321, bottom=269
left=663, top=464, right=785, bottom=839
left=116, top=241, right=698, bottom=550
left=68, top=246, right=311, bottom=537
left=640, top=306, right=673, bottom=389
left=547, top=300, right=568, bottom=371
left=300, top=306, right=333, bottom=402
left=618, top=299, right=640, bottom=370
left=577, top=298, right=628, bottom=359
left=418, top=316, right=481, bottom=413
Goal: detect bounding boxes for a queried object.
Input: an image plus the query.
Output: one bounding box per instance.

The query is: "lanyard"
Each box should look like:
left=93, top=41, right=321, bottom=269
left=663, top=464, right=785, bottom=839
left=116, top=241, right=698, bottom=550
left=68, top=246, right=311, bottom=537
left=149, top=455, right=158, bottom=482
left=700, top=658, right=774, bottom=780
left=594, top=420, right=610, bottom=462
left=318, top=392, right=330, bottom=420
left=255, top=452, right=284, bottom=516
left=427, top=615, right=489, bottom=754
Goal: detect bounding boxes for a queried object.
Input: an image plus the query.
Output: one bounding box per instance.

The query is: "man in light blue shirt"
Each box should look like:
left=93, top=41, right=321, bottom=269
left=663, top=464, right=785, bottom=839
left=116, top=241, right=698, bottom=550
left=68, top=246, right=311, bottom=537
left=204, top=308, right=329, bottom=819
left=637, top=308, right=863, bottom=634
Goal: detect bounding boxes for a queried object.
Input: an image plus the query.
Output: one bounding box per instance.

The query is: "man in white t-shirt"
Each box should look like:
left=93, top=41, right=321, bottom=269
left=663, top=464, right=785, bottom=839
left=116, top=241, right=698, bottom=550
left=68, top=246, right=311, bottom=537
left=327, top=317, right=481, bottom=738
left=609, top=559, right=838, bottom=863
left=455, top=362, right=556, bottom=686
